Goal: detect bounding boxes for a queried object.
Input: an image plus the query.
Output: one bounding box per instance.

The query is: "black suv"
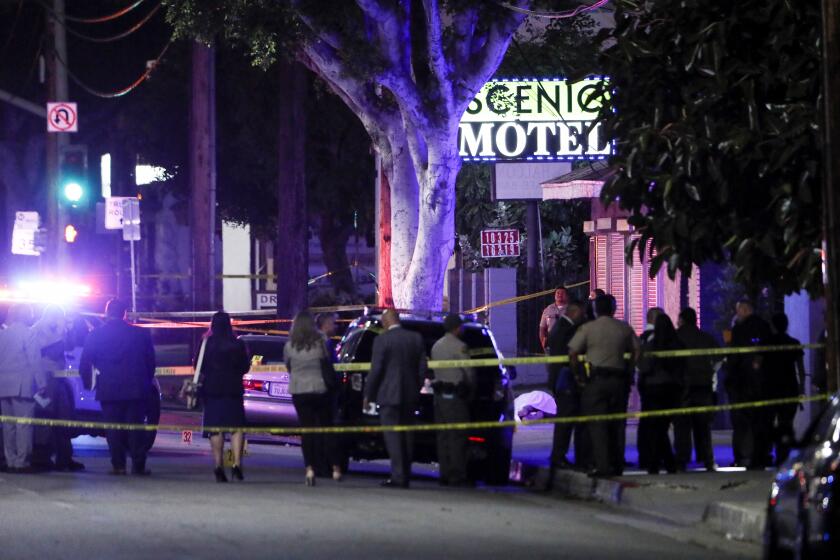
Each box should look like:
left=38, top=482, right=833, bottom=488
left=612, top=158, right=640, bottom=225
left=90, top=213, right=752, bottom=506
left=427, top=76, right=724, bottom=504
left=764, top=393, right=839, bottom=559
left=334, top=312, right=516, bottom=485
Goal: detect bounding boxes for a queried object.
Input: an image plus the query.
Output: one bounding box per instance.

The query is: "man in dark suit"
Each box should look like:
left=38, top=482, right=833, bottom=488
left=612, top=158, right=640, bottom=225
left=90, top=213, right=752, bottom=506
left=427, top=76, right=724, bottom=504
left=80, top=299, right=156, bottom=476
left=364, top=309, right=428, bottom=488
left=546, top=301, right=586, bottom=469
left=726, top=298, right=773, bottom=469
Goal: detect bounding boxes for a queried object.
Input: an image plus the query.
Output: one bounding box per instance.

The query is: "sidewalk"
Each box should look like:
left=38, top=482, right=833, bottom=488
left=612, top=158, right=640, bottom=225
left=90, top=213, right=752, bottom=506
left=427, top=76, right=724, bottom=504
left=513, top=424, right=772, bottom=545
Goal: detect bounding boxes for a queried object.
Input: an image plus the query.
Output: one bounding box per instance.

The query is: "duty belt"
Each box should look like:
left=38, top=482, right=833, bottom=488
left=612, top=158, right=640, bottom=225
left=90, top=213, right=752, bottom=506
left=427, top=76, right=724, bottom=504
left=590, top=367, right=626, bottom=378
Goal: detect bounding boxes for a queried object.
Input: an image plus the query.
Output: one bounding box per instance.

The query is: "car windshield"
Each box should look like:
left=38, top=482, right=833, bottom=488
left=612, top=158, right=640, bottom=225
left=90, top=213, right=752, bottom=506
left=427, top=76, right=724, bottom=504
left=801, top=397, right=840, bottom=446
left=242, top=338, right=286, bottom=364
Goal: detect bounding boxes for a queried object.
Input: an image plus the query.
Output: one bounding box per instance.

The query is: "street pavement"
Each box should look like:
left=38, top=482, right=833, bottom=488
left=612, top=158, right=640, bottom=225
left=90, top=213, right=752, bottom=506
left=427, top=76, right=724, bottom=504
left=0, top=420, right=757, bottom=560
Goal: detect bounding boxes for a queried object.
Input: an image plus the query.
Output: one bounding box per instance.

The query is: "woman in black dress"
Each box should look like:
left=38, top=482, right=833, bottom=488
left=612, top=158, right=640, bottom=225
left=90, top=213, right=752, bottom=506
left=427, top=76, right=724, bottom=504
left=198, top=311, right=251, bottom=482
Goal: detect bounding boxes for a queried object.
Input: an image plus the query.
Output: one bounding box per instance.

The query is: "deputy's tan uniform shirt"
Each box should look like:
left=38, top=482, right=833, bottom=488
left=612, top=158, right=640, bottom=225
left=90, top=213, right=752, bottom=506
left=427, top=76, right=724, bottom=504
left=567, top=316, right=640, bottom=370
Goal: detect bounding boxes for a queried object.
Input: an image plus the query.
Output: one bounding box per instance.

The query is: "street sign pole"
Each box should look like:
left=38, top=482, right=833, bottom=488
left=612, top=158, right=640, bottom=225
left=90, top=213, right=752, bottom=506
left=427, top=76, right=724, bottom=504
left=121, top=198, right=141, bottom=313
left=130, top=239, right=137, bottom=313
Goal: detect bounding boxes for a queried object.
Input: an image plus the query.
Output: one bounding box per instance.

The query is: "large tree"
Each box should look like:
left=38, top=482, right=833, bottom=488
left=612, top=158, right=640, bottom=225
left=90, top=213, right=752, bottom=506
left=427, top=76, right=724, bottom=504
left=594, top=0, right=823, bottom=295
left=165, top=0, right=529, bottom=309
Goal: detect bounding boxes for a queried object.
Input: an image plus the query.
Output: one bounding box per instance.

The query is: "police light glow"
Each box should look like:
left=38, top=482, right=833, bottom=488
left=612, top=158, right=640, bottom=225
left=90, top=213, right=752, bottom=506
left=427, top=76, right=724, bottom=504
left=0, top=280, right=93, bottom=305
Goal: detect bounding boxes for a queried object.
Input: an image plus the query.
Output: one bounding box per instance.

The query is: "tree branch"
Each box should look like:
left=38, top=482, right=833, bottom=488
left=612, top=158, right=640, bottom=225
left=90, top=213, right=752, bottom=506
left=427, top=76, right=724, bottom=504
left=458, top=1, right=528, bottom=106
left=421, top=0, right=452, bottom=108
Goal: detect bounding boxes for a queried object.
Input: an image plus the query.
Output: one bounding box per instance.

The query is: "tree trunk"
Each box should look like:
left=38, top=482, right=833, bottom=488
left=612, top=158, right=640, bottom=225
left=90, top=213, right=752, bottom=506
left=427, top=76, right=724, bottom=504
left=318, top=212, right=355, bottom=296
left=275, top=59, right=309, bottom=319
left=189, top=41, right=217, bottom=311
left=377, top=164, right=394, bottom=307
left=390, top=133, right=459, bottom=311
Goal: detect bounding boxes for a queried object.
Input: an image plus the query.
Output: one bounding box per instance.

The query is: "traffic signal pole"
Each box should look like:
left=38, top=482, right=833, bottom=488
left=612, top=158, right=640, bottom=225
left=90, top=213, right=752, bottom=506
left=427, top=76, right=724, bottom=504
left=46, top=0, right=69, bottom=270
left=822, top=0, right=840, bottom=394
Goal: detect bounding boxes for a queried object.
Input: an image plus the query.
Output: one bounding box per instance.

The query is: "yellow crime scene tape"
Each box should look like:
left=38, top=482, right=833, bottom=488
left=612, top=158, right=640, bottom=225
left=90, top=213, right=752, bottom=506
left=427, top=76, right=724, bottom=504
left=52, top=343, right=826, bottom=378
left=465, top=279, right=591, bottom=314
left=0, top=394, right=830, bottom=435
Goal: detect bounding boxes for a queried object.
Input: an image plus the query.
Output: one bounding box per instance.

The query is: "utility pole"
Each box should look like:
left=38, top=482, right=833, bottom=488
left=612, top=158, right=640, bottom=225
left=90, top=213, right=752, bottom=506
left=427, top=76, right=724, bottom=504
left=45, top=0, right=69, bottom=270
left=189, top=42, right=217, bottom=310
left=821, top=0, right=840, bottom=393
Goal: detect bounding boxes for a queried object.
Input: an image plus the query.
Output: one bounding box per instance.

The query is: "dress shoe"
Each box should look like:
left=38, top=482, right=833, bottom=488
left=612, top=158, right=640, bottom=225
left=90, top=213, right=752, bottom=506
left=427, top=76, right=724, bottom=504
left=109, top=467, right=127, bottom=475
left=705, top=463, right=719, bottom=472
left=231, top=465, right=244, bottom=481
left=380, top=479, right=409, bottom=488
left=214, top=467, right=228, bottom=483
left=56, top=460, right=85, bottom=472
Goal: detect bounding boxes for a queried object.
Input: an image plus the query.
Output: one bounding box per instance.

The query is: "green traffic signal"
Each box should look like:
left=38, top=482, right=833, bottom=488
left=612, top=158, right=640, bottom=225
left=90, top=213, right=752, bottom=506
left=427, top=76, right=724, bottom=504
left=59, top=145, right=88, bottom=206
left=63, top=182, right=84, bottom=203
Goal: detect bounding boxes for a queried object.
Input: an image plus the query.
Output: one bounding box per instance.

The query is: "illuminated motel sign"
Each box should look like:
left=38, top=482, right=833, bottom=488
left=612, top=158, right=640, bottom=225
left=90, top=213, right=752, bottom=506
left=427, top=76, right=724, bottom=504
left=458, top=77, right=611, bottom=161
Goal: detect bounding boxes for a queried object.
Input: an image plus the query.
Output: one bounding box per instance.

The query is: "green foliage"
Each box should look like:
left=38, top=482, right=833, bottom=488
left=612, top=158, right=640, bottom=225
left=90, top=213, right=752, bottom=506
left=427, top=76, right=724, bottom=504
left=594, top=0, right=824, bottom=296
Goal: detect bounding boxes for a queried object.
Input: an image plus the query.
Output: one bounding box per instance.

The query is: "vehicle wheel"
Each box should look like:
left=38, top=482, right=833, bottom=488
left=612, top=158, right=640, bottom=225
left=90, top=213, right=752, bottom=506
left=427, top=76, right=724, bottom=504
left=143, top=385, right=161, bottom=452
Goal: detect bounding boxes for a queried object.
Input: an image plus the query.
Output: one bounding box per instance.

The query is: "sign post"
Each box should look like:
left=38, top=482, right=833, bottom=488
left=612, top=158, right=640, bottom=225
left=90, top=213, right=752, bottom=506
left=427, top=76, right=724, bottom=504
left=11, top=211, right=42, bottom=256
left=122, top=199, right=141, bottom=312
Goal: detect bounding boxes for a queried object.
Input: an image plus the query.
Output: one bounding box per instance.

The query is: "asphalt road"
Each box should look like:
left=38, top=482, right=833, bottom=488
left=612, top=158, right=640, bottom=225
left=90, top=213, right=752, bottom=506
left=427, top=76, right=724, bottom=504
left=0, top=429, right=752, bottom=560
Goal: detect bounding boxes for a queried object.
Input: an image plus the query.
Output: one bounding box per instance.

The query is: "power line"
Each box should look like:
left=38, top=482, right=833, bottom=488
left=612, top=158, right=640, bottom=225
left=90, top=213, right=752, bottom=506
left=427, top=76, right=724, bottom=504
left=52, top=39, right=171, bottom=98
left=496, top=0, right=610, bottom=19
left=65, top=0, right=148, bottom=24
left=48, top=1, right=162, bottom=43
left=0, top=0, right=24, bottom=59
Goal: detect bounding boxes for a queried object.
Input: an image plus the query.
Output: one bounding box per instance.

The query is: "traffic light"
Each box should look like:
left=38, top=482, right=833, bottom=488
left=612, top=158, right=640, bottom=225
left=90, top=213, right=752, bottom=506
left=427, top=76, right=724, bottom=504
left=59, top=145, right=88, bottom=207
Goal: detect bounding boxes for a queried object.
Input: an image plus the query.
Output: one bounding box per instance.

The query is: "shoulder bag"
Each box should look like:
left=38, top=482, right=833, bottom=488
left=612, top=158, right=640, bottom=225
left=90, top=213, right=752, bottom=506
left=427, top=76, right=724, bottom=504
left=180, top=338, right=208, bottom=410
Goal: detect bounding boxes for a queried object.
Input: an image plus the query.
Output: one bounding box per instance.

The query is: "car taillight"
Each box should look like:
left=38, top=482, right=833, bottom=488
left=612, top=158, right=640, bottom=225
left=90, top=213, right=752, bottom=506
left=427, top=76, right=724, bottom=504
left=243, top=379, right=266, bottom=391
left=468, top=436, right=486, bottom=443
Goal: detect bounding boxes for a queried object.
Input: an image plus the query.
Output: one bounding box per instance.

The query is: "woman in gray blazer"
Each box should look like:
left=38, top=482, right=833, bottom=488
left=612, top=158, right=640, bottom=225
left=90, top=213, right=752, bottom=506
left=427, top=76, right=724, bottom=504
left=284, top=311, right=342, bottom=486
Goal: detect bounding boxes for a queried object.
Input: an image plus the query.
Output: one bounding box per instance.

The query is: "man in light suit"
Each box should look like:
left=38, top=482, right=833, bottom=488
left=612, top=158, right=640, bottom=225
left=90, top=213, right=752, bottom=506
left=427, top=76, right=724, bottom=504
left=431, top=314, right=476, bottom=486
left=80, top=299, right=156, bottom=476
left=0, top=304, right=44, bottom=473
left=364, top=309, right=428, bottom=488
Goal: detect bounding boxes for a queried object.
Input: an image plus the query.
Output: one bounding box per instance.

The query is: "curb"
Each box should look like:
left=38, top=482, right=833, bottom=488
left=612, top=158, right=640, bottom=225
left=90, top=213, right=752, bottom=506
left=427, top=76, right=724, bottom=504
left=702, top=501, right=766, bottom=543
left=520, top=463, right=625, bottom=504
left=523, top=464, right=766, bottom=545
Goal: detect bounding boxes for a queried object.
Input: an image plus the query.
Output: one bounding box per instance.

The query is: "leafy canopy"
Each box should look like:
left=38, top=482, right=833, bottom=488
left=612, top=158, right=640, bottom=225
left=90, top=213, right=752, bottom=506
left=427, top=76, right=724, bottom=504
left=594, top=0, right=823, bottom=296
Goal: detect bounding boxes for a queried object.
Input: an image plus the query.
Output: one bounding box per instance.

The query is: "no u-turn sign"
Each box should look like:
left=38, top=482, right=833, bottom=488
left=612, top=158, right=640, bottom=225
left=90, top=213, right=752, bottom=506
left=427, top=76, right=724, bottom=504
left=47, top=102, right=78, bottom=133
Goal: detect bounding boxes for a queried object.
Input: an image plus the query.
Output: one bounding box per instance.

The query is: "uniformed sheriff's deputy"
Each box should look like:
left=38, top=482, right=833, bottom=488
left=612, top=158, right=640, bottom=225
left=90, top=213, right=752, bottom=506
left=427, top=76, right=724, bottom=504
left=568, top=294, right=640, bottom=477
left=430, top=314, right=476, bottom=486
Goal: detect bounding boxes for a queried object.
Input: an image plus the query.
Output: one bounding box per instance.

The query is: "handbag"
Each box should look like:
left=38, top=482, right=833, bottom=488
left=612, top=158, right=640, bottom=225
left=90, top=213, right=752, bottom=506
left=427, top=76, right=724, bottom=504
left=180, top=338, right=208, bottom=410
left=320, top=342, right=338, bottom=393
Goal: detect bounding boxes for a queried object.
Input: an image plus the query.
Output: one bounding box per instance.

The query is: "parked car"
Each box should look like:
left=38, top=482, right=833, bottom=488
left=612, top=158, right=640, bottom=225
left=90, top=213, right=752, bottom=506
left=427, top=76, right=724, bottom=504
left=763, top=393, right=839, bottom=559
left=61, top=339, right=162, bottom=452
left=241, top=313, right=516, bottom=484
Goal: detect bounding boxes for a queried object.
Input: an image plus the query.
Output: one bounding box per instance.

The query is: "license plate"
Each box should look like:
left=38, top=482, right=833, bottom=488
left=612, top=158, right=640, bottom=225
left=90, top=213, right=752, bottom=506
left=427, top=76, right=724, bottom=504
left=269, top=383, right=288, bottom=397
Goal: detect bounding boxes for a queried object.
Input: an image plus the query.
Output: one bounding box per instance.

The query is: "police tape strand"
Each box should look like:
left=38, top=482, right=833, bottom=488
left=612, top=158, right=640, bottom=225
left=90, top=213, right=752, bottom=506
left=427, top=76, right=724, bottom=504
left=0, top=394, right=830, bottom=435
left=52, top=343, right=825, bottom=378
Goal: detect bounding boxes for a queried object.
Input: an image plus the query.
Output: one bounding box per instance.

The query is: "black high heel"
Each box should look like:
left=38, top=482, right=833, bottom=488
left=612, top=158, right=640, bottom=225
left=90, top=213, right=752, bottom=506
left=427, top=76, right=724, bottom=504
left=231, top=465, right=244, bottom=481
left=214, top=467, right=228, bottom=483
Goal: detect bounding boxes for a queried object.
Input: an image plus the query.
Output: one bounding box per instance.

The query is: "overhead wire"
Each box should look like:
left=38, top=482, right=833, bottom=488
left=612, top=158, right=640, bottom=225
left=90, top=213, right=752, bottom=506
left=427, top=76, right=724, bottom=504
left=495, top=0, right=611, bottom=19
left=46, top=1, right=162, bottom=43
left=64, top=0, right=147, bottom=24
left=51, top=39, right=172, bottom=98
